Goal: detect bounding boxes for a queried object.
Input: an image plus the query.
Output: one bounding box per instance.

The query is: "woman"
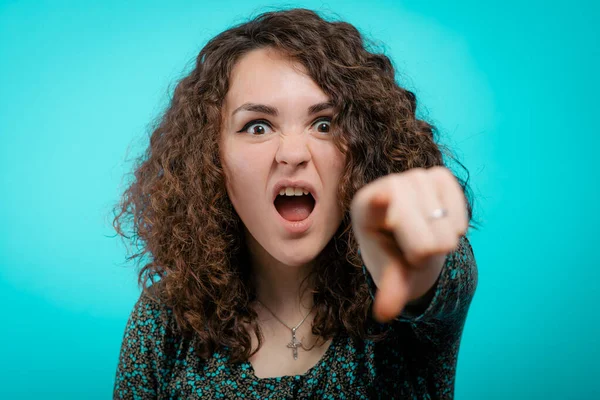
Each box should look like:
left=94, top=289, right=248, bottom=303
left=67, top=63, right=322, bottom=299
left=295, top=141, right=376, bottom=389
left=113, top=8, right=478, bottom=399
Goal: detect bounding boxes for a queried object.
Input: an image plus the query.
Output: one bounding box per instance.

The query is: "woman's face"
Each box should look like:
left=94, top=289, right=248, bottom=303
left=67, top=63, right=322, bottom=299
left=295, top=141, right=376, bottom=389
left=220, top=47, right=345, bottom=267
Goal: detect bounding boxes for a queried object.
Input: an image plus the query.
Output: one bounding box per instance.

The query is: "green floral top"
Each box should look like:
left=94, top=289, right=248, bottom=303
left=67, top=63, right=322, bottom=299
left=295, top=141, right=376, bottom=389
left=113, top=235, right=477, bottom=399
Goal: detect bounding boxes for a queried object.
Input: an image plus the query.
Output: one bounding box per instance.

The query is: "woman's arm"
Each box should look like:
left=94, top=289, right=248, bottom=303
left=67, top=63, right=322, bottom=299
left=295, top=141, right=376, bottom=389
left=363, top=234, right=478, bottom=338
left=113, top=289, right=177, bottom=399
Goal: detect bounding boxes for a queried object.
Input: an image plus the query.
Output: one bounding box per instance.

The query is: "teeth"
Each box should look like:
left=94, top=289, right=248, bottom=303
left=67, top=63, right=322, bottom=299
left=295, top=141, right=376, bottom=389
left=278, top=187, right=311, bottom=197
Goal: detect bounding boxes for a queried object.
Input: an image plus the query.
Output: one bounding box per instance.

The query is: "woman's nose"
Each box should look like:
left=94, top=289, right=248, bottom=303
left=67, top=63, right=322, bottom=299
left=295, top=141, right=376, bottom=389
left=274, top=132, right=311, bottom=167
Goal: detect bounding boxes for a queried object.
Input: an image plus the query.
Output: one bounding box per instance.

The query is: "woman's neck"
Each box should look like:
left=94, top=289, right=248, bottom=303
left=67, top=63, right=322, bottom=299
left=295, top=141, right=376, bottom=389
left=246, top=238, right=315, bottom=321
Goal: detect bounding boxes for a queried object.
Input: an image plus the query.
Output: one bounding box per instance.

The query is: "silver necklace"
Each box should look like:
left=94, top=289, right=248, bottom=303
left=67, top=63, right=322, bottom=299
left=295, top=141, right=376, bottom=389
left=256, top=299, right=314, bottom=360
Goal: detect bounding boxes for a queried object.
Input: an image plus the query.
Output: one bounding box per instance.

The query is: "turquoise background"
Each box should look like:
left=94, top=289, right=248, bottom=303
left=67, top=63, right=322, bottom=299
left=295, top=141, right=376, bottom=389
left=1, top=0, right=598, bottom=398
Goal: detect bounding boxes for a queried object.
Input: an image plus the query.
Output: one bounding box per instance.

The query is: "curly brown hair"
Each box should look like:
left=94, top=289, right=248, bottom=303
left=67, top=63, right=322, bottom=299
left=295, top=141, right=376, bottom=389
left=113, top=8, right=475, bottom=363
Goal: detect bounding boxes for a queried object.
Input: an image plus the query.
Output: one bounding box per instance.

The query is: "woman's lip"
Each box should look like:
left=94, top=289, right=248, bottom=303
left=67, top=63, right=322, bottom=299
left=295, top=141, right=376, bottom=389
left=272, top=200, right=317, bottom=235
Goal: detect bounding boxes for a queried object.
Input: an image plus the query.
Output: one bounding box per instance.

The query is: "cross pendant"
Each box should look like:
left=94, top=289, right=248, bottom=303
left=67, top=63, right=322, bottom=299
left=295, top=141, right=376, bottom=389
left=287, top=328, right=302, bottom=360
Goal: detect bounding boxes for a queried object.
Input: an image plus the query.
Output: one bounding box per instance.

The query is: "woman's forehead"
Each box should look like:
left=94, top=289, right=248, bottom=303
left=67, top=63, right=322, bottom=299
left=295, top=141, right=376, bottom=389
left=225, top=48, right=328, bottom=109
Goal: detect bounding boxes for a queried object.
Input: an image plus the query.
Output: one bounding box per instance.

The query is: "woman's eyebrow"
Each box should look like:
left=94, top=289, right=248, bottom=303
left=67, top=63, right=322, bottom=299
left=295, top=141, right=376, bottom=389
left=231, top=101, right=333, bottom=117
left=232, top=103, right=278, bottom=117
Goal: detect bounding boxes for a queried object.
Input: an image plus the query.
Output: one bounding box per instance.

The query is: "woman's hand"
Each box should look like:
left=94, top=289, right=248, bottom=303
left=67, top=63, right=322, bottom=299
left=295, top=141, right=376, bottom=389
left=350, top=166, right=469, bottom=322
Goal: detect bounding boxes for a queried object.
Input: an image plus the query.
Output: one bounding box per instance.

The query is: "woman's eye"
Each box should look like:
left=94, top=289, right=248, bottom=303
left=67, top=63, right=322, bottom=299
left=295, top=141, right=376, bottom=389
left=239, top=120, right=273, bottom=135
left=312, top=118, right=331, bottom=134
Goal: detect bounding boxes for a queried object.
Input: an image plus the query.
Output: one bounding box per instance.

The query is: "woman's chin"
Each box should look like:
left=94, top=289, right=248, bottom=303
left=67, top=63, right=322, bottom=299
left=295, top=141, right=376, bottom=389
left=270, top=245, right=320, bottom=268
left=275, top=254, right=316, bottom=268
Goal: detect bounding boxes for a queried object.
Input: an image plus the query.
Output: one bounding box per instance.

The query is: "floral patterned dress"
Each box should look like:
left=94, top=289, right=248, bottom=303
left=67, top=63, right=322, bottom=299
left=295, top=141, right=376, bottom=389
left=113, top=235, right=478, bottom=399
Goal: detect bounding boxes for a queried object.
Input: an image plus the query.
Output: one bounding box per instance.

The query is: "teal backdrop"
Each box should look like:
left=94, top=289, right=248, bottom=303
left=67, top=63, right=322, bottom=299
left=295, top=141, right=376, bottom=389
left=1, top=0, right=598, bottom=398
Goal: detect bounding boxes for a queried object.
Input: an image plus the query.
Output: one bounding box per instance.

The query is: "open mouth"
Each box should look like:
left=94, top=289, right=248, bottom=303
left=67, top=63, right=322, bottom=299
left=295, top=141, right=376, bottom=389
left=274, top=192, right=316, bottom=222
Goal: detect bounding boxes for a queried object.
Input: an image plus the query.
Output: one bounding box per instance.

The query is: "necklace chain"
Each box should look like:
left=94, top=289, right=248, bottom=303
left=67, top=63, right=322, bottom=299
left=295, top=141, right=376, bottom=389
left=255, top=299, right=315, bottom=360
left=255, top=299, right=314, bottom=331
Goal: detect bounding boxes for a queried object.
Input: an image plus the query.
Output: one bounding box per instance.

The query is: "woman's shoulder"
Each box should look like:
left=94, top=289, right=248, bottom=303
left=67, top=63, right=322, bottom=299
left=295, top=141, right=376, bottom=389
left=125, top=281, right=180, bottom=337
left=114, top=282, right=188, bottom=397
